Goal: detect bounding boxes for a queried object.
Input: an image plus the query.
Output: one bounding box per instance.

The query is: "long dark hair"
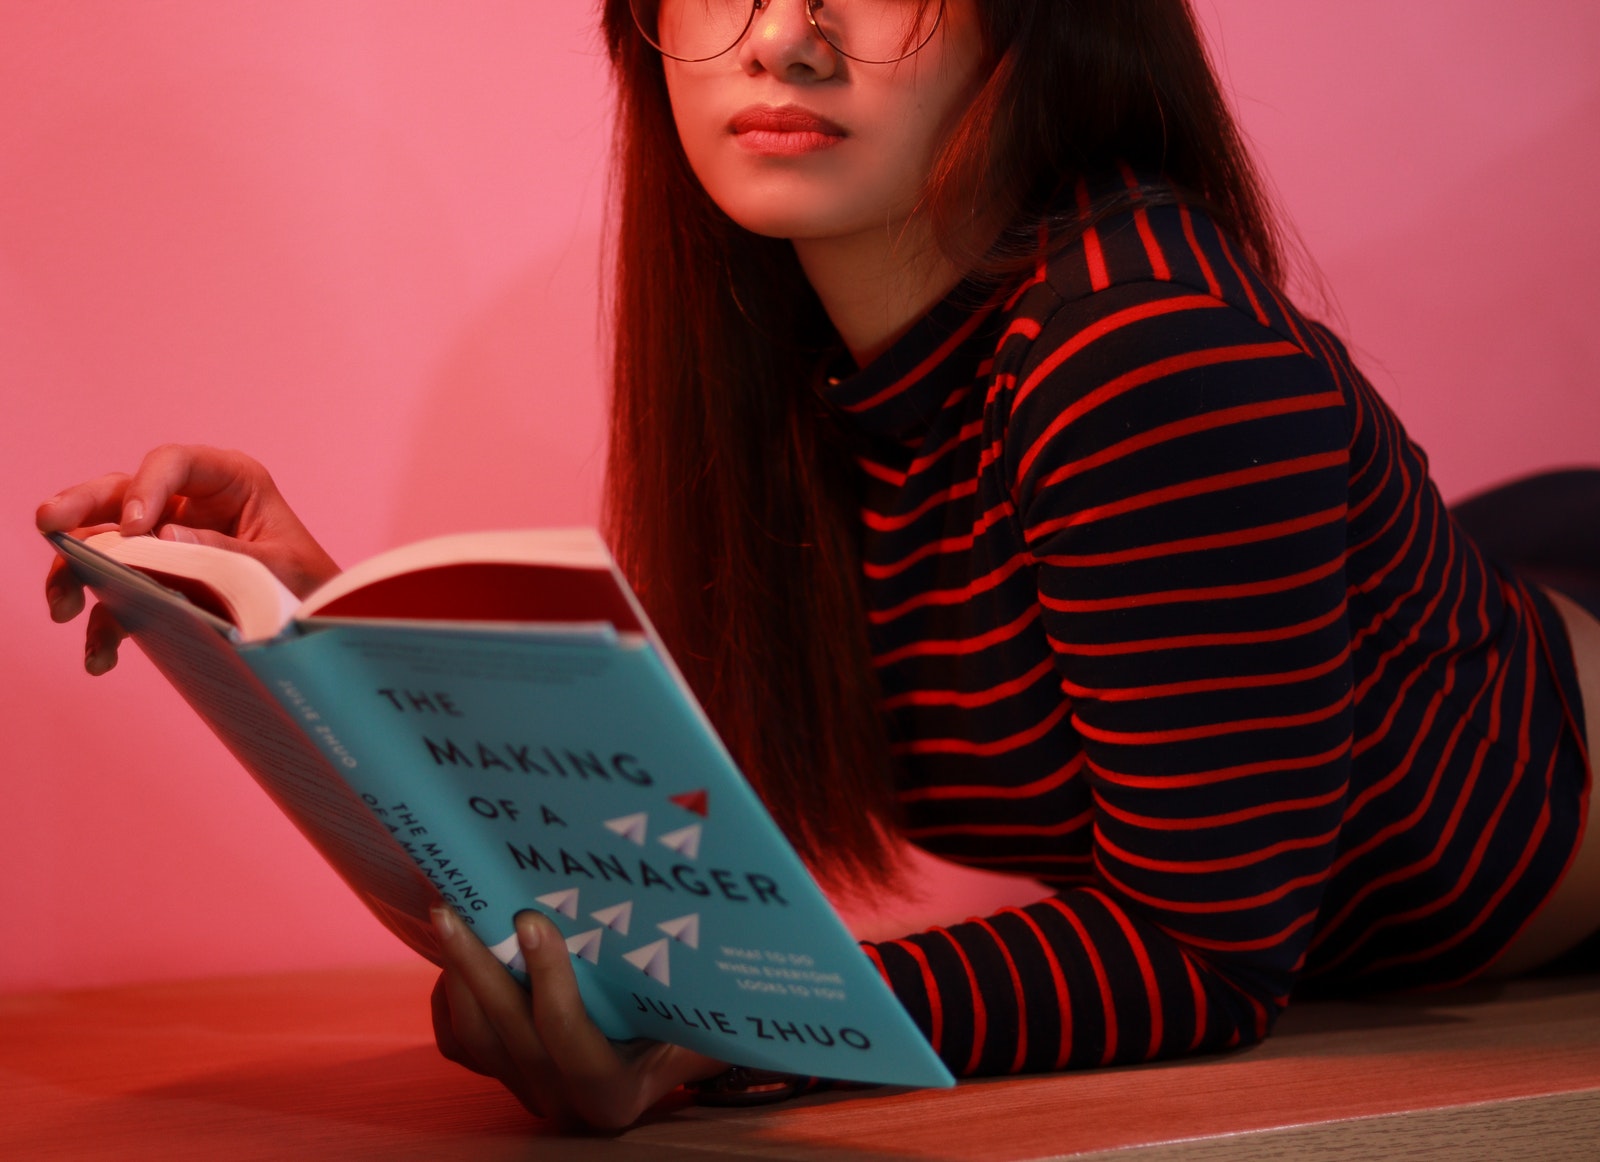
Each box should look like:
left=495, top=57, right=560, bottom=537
left=598, top=0, right=1282, bottom=893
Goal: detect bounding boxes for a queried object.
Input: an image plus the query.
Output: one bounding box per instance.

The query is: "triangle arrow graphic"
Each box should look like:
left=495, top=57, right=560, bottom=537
left=565, top=928, right=604, bottom=965
left=590, top=900, right=634, bottom=936
left=488, top=932, right=527, bottom=975
left=535, top=888, right=580, bottom=919
left=668, top=789, right=709, bottom=817
left=603, top=812, right=648, bottom=845
left=656, top=913, right=700, bottom=949
left=657, top=823, right=702, bottom=860
left=622, top=938, right=672, bottom=987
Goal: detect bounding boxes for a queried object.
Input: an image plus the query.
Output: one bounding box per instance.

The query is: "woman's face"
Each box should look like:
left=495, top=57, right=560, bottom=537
left=660, top=0, right=986, bottom=246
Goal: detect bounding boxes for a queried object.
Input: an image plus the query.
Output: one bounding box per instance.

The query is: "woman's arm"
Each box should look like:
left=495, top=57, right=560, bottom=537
left=866, top=281, right=1354, bottom=1075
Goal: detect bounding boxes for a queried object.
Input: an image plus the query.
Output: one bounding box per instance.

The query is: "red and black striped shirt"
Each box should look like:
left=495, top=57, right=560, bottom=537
left=828, top=180, right=1591, bottom=1077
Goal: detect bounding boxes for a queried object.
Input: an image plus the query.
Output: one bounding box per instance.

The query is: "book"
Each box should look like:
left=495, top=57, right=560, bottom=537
left=48, top=528, right=955, bottom=1090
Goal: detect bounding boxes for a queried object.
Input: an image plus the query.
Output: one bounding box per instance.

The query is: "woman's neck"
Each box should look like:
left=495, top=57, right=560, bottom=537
left=792, top=220, right=969, bottom=369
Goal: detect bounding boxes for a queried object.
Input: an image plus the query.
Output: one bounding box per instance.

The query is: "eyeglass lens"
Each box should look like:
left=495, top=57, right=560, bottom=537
left=630, top=0, right=944, bottom=65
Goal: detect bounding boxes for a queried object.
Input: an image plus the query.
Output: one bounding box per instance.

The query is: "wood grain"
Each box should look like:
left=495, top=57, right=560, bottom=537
left=3, top=963, right=1596, bottom=1159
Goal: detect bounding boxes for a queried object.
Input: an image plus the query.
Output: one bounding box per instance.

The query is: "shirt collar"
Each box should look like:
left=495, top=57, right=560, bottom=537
left=819, top=283, right=1002, bottom=448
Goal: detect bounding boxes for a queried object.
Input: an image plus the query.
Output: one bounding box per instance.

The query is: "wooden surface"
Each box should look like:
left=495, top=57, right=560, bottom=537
left=3, top=962, right=1598, bottom=1160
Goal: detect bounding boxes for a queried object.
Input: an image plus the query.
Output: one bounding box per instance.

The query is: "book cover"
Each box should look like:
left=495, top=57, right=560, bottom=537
left=48, top=531, right=955, bottom=1089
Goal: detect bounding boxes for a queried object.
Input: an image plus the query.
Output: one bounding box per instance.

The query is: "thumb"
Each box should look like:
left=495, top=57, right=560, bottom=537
left=158, top=521, right=335, bottom=600
left=158, top=523, right=251, bottom=553
left=155, top=524, right=281, bottom=572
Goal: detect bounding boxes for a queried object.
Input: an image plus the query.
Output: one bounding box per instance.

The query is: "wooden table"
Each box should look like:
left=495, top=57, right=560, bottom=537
left=3, top=962, right=1597, bottom=1160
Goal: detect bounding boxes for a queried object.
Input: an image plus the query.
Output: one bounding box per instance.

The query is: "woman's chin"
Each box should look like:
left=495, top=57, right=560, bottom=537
left=718, top=203, right=901, bottom=246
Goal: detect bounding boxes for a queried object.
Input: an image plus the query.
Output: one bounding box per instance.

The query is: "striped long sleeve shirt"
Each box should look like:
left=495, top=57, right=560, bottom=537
left=826, top=179, right=1591, bottom=1077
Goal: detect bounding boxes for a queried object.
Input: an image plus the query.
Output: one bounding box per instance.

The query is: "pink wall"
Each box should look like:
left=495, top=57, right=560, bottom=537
left=4, top=2, right=1598, bottom=992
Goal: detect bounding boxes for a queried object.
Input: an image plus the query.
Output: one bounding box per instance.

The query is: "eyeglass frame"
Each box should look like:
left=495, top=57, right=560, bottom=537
left=628, top=0, right=949, bottom=66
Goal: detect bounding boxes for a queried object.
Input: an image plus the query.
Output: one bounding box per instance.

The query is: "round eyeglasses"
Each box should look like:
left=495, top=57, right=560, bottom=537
left=629, top=0, right=947, bottom=65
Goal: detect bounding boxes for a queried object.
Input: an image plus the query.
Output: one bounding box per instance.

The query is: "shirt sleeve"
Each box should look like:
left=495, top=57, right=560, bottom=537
left=862, top=282, right=1356, bottom=1077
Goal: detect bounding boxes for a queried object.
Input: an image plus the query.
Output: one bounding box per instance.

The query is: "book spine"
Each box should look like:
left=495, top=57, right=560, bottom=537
left=58, top=547, right=444, bottom=959
left=240, top=636, right=508, bottom=945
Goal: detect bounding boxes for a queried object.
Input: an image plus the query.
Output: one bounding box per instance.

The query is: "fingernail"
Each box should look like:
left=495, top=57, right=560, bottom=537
left=85, top=647, right=111, bottom=676
left=162, top=525, right=196, bottom=544
left=516, top=911, right=544, bottom=952
left=43, top=493, right=63, bottom=509
left=50, top=588, right=84, bottom=623
left=432, top=905, right=457, bottom=938
left=123, top=500, right=145, bottom=526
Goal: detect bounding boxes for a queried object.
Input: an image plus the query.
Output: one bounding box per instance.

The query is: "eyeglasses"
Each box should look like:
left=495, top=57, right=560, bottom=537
left=629, top=0, right=947, bottom=65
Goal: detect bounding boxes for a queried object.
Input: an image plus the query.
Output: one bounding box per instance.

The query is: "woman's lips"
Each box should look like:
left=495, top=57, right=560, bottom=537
left=729, top=105, right=847, bottom=155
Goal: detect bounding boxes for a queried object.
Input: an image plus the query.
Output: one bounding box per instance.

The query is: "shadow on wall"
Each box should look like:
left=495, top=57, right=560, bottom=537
left=387, top=234, right=610, bottom=546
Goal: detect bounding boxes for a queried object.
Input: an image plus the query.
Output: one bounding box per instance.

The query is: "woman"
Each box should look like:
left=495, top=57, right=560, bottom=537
left=38, top=0, right=1600, bottom=1131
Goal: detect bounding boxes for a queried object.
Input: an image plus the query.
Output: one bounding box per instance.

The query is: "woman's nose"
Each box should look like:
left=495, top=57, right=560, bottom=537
left=737, top=0, right=839, bottom=79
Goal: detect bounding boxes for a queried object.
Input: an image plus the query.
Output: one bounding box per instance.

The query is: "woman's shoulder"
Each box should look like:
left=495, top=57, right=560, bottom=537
left=980, top=182, right=1352, bottom=463
left=996, top=177, right=1313, bottom=360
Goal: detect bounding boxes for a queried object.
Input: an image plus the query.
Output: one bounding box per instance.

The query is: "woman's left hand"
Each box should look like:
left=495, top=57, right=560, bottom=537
left=430, top=905, right=726, bottom=1131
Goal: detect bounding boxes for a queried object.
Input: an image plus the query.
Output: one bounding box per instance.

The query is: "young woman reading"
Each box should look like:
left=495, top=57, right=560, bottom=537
left=38, top=0, right=1600, bottom=1132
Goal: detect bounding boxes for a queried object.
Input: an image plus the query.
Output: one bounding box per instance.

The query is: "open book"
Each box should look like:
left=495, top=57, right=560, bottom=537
left=82, top=528, right=643, bottom=643
left=49, top=529, right=953, bottom=1089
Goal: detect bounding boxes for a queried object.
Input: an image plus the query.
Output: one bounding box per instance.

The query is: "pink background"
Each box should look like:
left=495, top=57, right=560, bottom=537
left=3, top=2, right=1598, bottom=993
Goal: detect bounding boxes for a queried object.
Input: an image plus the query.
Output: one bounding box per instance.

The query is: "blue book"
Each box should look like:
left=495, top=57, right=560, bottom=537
left=48, top=529, right=954, bottom=1090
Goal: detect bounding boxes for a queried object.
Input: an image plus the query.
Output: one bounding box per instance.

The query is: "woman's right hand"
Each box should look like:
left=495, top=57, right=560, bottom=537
left=37, top=444, right=341, bottom=674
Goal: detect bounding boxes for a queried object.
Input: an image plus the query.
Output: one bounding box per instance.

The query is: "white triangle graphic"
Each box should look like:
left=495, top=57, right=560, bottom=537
left=622, top=938, right=672, bottom=986
left=488, top=931, right=526, bottom=975
left=604, top=812, right=648, bottom=845
left=657, top=913, right=700, bottom=949
left=590, top=900, right=634, bottom=936
left=535, top=888, right=580, bottom=919
left=565, top=928, right=604, bottom=965
left=657, top=823, right=702, bottom=860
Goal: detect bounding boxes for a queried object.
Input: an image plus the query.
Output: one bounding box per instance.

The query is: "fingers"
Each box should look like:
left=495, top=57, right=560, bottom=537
left=37, top=451, right=225, bottom=630
left=36, top=473, right=132, bottom=534
left=156, top=523, right=246, bottom=552
left=433, top=907, right=553, bottom=1065
left=40, top=444, right=339, bottom=603
left=431, top=972, right=512, bottom=1080
left=34, top=446, right=227, bottom=538
left=45, top=555, right=86, bottom=623
left=42, top=513, right=123, bottom=674
left=516, top=911, right=703, bottom=1130
left=84, top=602, right=125, bottom=675
left=122, top=445, right=263, bottom=536
left=431, top=907, right=564, bottom=1118
left=36, top=445, right=264, bottom=538
left=133, top=447, right=339, bottom=597
left=518, top=911, right=627, bottom=1089
left=36, top=446, right=267, bottom=539
left=429, top=906, right=711, bottom=1130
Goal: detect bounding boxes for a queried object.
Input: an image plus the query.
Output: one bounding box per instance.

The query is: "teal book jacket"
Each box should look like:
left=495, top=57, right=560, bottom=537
left=49, top=530, right=955, bottom=1090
